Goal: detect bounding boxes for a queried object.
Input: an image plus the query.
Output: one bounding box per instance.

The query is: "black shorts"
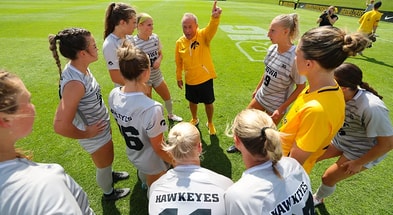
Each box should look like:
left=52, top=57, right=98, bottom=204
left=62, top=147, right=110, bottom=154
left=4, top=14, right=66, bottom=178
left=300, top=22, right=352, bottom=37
left=185, top=79, right=215, bottom=104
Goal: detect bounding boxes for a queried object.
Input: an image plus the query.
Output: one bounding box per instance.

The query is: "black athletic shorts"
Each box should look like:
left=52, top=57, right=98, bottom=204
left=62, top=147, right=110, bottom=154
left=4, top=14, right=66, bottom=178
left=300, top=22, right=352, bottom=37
left=185, top=79, right=215, bottom=104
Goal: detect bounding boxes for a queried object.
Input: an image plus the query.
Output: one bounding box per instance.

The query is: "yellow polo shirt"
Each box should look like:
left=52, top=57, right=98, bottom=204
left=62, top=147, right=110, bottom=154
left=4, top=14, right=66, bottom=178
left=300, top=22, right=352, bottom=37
left=175, top=16, right=219, bottom=85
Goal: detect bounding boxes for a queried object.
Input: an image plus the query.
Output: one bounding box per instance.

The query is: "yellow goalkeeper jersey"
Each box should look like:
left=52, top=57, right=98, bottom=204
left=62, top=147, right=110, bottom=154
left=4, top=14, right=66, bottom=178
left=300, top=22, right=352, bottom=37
left=280, top=84, right=345, bottom=174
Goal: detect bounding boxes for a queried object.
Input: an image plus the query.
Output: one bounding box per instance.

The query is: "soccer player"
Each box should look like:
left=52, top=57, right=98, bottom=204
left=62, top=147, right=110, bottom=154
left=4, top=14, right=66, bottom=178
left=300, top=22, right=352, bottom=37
left=224, top=109, right=314, bottom=214
left=108, top=43, right=173, bottom=188
left=358, top=1, right=382, bottom=52
left=49, top=28, right=130, bottom=201
left=149, top=122, right=233, bottom=214
left=227, top=13, right=306, bottom=153
left=175, top=0, right=222, bottom=135
left=103, top=2, right=137, bottom=87
left=0, top=70, right=94, bottom=214
left=364, top=0, right=375, bottom=12
left=134, top=13, right=182, bottom=122
left=280, top=26, right=370, bottom=174
left=313, top=63, right=393, bottom=205
left=317, top=6, right=339, bottom=27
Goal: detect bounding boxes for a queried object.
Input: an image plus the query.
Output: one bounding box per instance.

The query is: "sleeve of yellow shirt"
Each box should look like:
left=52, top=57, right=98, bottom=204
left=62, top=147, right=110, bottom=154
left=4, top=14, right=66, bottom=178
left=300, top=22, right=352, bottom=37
left=175, top=40, right=184, bottom=81
left=200, top=16, right=220, bottom=45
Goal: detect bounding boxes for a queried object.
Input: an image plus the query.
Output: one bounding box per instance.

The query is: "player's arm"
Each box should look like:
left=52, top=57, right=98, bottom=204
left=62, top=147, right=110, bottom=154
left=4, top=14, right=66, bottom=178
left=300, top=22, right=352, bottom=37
left=103, top=41, right=125, bottom=85
left=54, top=81, right=106, bottom=139
left=352, top=136, right=393, bottom=167
left=252, top=75, right=265, bottom=98
left=316, top=12, right=325, bottom=24
left=372, top=19, right=380, bottom=34
left=153, top=39, right=163, bottom=69
left=150, top=133, right=175, bottom=166
left=289, top=142, right=312, bottom=165
left=273, top=82, right=306, bottom=117
left=327, top=15, right=338, bottom=25
left=109, top=69, right=125, bottom=86
left=153, top=50, right=163, bottom=70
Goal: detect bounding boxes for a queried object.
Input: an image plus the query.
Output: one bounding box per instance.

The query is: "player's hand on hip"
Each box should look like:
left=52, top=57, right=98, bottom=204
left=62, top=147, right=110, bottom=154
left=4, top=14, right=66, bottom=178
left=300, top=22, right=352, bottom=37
left=85, top=120, right=107, bottom=138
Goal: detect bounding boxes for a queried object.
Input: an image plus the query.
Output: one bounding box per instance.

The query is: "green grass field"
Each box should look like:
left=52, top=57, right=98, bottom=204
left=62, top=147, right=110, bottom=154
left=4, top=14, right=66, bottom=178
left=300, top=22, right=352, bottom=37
left=1, top=0, right=392, bottom=214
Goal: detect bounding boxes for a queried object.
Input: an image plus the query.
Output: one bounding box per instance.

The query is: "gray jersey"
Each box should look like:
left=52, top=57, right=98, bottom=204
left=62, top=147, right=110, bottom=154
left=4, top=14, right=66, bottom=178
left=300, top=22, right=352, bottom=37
left=60, top=63, right=111, bottom=153
left=149, top=165, right=234, bottom=215
left=333, top=89, right=393, bottom=167
left=255, top=44, right=306, bottom=113
left=60, top=63, right=112, bottom=153
left=108, top=88, right=169, bottom=174
left=133, top=34, right=163, bottom=87
left=225, top=157, right=314, bottom=215
left=0, top=158, right=94, bottom=215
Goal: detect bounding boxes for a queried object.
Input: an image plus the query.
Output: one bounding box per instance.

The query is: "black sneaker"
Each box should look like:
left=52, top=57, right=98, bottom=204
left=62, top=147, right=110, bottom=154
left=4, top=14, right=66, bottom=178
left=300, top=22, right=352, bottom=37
left=103, top=188, right=130, bottom=201
left=112, top=171, right=129, bottom=183
left=226, top=145, right=240, bottom=153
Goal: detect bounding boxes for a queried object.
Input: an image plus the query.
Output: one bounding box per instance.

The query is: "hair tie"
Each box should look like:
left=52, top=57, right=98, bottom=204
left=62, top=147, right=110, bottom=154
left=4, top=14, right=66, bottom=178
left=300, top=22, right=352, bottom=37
left=261, top=127, right=270, bottom=139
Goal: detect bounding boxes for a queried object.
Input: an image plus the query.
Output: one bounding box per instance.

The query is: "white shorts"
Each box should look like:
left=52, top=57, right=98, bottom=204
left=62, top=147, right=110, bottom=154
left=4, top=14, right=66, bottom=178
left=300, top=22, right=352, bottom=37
left=78, top=124, right=112, bottom=154
left=147, top=69, right=164, bottom=88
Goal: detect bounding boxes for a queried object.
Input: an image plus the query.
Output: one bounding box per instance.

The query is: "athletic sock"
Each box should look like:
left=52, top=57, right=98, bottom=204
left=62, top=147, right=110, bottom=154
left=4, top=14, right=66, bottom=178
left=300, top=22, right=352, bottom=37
left=96, top=165, right=113, bottom=194
left=164, top=99, right=173, bottom=115
left=315, top=183, right=336, bottom=200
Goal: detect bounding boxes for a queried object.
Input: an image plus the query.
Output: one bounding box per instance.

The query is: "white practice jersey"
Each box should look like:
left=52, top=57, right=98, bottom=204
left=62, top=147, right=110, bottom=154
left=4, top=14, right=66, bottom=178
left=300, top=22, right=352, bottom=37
left=0, top=158, right=94, bottom=215
left=255, top=44, right=306, bottom=113
left=149, top=165, right=234, bottom=215
left=103, top=33, right=134, bottom=71
left=108, top=88, right=169, bottom=174
left=225, top=157, right=314, bottom=215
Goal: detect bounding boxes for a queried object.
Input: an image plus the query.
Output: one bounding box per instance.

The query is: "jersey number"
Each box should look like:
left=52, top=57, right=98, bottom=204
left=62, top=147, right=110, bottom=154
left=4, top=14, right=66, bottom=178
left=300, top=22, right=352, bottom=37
left=302, top=192, right=315, bottom=215
left=118, top=125, right=144, bottom=150
left=264, top=75, right=271, bottom=86
left=159, top=208, right=211, bottom=215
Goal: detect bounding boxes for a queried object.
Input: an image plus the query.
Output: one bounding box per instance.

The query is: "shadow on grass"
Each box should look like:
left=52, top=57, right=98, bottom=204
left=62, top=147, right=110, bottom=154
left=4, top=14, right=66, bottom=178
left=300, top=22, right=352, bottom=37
left=101, top=181, right=148, bottom=215
left=200, top=132, right=232, bottom=179
left=101, top=196, right=121, bottom=215
left=128, top=180, right=148, bottom=215
left=354, top=54, right=393, bottom=69
left=315, top=203, right=330, bottom=215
